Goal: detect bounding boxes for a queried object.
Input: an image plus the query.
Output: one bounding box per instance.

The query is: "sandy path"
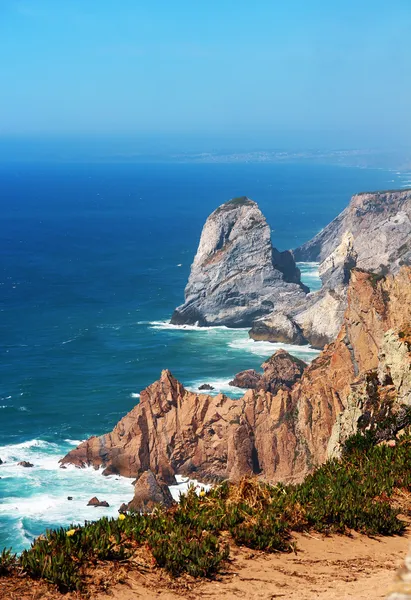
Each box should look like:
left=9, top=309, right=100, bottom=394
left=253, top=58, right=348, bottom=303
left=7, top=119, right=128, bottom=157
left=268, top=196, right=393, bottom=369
left=95, top=531, right=410, bottom=600
left=0, top=531, right=408, bottom=599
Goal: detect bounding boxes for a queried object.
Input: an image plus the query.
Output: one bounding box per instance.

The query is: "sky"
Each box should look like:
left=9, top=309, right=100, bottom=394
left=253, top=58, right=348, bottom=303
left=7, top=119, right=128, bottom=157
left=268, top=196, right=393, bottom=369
left=0, top=0, right=411, bottom=152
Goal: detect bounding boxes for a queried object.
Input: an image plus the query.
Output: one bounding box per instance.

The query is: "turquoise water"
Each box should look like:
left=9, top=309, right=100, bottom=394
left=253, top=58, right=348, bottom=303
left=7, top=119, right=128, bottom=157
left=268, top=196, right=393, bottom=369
left=0, top=161, right=405, bottom=552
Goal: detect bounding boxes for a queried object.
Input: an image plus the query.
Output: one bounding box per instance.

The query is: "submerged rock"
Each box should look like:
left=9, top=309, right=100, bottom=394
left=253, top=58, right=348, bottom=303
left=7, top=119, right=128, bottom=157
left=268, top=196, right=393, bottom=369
left=171, top=197, right=307, bottom=327
left=199, top=383, right=215, bottom=390
left=18, top=461, right=33, bottom=468
left=127, top=470, right=174, bottom=512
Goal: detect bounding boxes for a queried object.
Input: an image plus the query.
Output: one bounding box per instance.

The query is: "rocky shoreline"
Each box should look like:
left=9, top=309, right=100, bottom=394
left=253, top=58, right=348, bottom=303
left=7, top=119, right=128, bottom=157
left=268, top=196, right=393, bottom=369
left=62, top=266, right=411, bottom=490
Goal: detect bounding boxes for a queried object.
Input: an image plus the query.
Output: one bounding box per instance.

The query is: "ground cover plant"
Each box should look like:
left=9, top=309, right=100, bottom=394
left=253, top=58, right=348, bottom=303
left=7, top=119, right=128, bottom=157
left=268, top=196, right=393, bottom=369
left=2, top=435, right=411, bottom=593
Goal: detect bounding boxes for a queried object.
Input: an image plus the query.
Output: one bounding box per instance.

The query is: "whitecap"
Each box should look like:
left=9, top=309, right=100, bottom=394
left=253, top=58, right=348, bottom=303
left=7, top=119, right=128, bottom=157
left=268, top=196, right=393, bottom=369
left=228, top=338, right=319, bottom=361
left=142, top=320, right=246, bottom=331
left=130, top=392, right=140, bottom=398
left=186, top=378, right=243, bottom=397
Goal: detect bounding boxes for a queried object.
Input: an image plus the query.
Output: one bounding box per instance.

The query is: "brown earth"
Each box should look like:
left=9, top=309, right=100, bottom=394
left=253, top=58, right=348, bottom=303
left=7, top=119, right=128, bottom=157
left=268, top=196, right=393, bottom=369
left=1, top=531, right=409, bottom=599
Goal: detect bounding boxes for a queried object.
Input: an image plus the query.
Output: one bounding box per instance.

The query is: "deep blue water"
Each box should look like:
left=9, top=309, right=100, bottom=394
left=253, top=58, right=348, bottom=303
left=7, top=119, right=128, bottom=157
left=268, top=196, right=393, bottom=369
left=0, top=161, right=405, bottom=551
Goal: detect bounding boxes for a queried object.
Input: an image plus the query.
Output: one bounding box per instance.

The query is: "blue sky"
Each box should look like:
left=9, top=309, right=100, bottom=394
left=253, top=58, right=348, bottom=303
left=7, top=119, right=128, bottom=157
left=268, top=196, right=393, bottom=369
left=1, top=0, right=410, bottom=150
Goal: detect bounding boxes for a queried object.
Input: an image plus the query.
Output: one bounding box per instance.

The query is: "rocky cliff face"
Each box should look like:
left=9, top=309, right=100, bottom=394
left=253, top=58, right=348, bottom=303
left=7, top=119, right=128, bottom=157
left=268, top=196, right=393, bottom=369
left=60, top=368, right=301, bottom=484
left=62, top=267, right=411, bottom=485
left=171, top=197, right=307, bottom=327
left=294, top=189, right=411, bottom=269
left=250, top=189, right=411, bottom=347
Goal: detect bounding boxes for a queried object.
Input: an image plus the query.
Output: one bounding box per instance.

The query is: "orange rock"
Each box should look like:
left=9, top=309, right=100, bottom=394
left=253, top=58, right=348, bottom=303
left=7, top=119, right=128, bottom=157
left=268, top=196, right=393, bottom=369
left=61, top=267, right=411, bottom=484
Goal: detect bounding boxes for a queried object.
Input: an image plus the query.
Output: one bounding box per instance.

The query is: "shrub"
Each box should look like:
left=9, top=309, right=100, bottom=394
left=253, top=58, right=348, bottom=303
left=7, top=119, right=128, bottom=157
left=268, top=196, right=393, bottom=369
left=5, top=436, right=411, bottom=592
left=0, top=548, right=16, bottom=576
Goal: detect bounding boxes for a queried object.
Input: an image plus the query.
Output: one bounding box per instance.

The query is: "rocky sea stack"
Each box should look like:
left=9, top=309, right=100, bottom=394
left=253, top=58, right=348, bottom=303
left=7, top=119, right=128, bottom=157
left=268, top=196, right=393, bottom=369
left=171, top=197, right=307, bottom=327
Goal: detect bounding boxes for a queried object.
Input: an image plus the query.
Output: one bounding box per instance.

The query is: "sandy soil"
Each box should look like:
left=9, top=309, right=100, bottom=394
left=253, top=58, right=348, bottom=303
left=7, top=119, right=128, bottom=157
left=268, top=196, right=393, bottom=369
left=95, top=531, right=410, bottom=600
left=1, top=531, right=409, bottom=599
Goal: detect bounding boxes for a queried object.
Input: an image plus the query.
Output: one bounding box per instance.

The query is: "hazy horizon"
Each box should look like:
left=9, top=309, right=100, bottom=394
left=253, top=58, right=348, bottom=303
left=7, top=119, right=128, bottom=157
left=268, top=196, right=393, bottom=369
left=1, top=0, right=411, bottom=155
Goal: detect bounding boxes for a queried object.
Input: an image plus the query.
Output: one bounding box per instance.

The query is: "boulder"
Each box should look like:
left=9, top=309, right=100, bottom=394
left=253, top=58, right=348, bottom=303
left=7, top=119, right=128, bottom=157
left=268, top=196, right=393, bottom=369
left=199, top=383, right=215, bottom=390
left=87, top=497, right=110, bottom=507
left=229, top=369, right=262, bottom=390
left=18, top=461, right=33, bottom=468
left=250, top=313, right=306, bottom=345
left=0, top=458, right=3, bottom=465
left=127, top=470, right=174, bottom=512
left=230, top=350, right=306, bottom=393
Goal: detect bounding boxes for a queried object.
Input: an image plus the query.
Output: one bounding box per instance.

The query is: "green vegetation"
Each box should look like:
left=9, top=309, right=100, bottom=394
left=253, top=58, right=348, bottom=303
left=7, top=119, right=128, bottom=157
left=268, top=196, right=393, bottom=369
left=214, top=196, right=254, bottom=214
left=2, top=436, right=411, bottom=593
left=0, top=549, right=16, bottom=576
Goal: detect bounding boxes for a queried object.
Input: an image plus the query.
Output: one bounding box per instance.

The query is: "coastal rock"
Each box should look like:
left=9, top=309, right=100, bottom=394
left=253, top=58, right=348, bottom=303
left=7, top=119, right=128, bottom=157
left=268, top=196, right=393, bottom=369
left=229, top=369, right=262, bottom=390
left=171, top=197, right=307, bottom=327
left=87, top=497, right=109, bottom=507
left=62, top=267, right=411, bottom=484
left=61, top=368, right=301, bottom=483
left=18, top=461, right=33, bottom=468
left=199, top=384, right=214, bottom=391
left=294, top=189, right=411, bottom=270
left=249, top=313, right=306, bottom=344
left=118, top=502, right=129, bottom=514
left=230, top=350, right=306, bottom=393
left=127, top=470, right=174, bottom=512
left=251, top=189, right=411, bottom=348
left=0, top=458, right=3, bottom=465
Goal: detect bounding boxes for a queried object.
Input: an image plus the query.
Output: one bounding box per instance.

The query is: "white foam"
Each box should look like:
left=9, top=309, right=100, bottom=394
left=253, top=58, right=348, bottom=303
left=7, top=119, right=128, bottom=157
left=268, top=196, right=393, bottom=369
left=186, top=378, right=243, bottom=397
left=140, top=320, right=248, bottom=332
left=228, top=337, right=319, bottom=360
left=0, top=437, right=212, bottom=553
left=130, top=392, right=140, bottom=398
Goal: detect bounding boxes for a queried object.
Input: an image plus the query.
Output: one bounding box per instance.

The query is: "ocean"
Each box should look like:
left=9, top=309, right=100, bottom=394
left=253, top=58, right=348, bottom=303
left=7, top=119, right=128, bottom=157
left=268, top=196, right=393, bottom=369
left=0, top=160, right=408, bottom=552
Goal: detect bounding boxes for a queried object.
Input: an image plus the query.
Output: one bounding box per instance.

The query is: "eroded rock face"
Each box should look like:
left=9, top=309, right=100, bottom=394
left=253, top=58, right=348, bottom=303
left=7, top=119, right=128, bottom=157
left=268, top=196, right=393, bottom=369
left=230, top=350, right=306, bottom=394
left=60, top=368, right=301, bottom=484
left=62, top=267, right=411, bottom=484
left=294, top=189, right=411, bottom=269
left=127, top=470, right=174, bottom=512
left=252, top=189, right=411, bottom=348
left=171, top=197, right=307, bottom=327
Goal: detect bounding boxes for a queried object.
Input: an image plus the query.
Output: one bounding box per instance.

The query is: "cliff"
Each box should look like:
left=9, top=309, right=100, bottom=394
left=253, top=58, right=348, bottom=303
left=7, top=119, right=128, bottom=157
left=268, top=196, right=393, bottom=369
left=294, top=189, right=411, bottom=269
left=171, top=197, right=307, bottom=327
left=250, top=189, right=411, bottom=346
left=62, top=267, right=411, bottom=484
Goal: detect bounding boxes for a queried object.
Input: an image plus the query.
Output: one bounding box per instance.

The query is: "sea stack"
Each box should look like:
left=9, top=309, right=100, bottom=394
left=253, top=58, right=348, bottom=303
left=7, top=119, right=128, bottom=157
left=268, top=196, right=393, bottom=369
left=171, top=197, right=307, bottom=327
